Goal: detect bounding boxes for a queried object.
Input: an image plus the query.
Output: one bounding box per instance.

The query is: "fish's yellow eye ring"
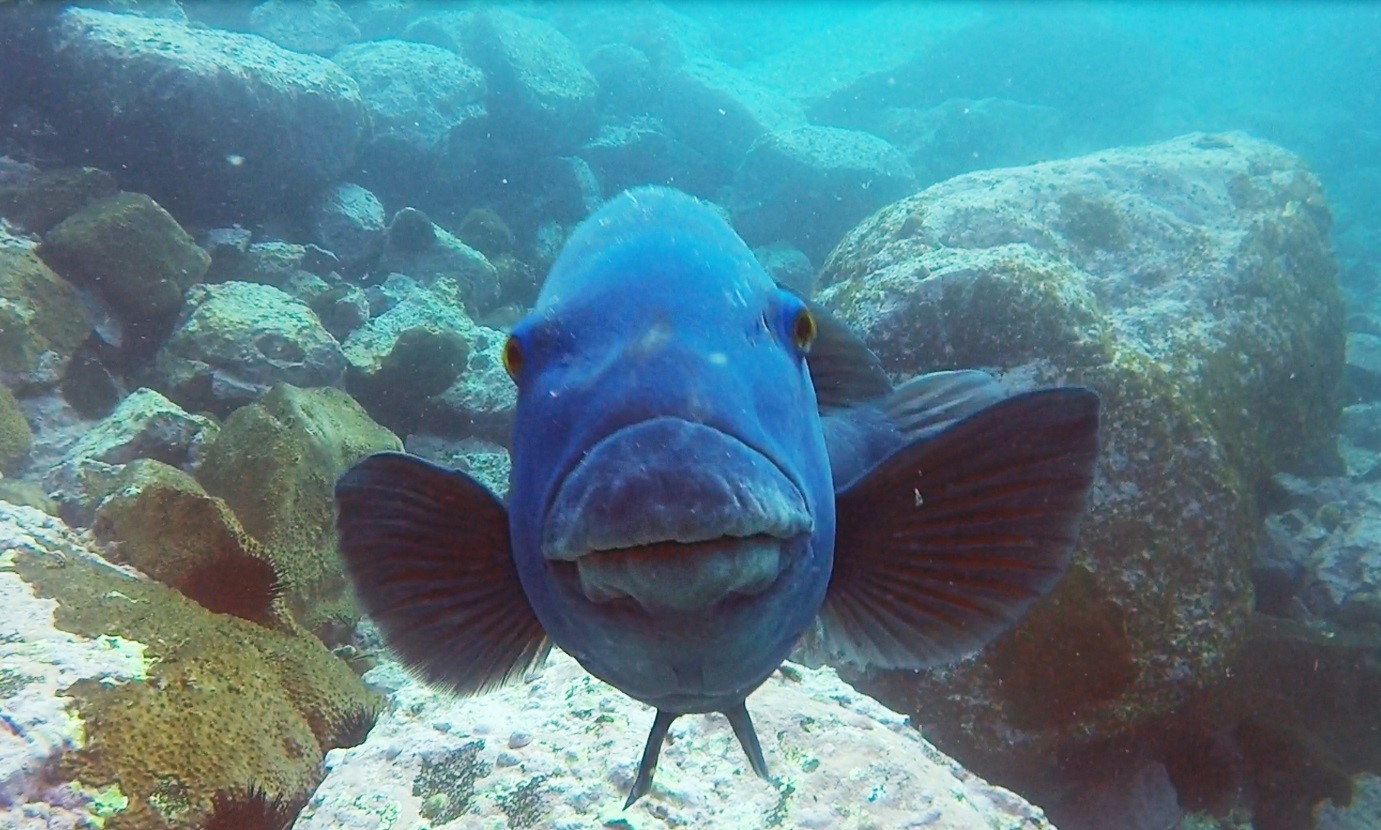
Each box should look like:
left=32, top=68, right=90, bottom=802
left=791, top=307, right=816, bottom=352
left=503, top=335, right=524, bottom=379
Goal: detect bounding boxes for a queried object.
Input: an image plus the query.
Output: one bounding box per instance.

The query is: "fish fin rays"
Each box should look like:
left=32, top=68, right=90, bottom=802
left=802, top=299, right=894, bottom=410
left=821, top=388, right=1101, bottom=669
left=880, top=369, right=1009, bottom=444
left=725, top=703, right=771, bottom=782
left=335, top=452, right=549, bottom=695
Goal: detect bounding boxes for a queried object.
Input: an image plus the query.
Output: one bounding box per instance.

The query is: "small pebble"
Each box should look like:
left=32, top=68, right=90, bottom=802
left=509, top=731, right=533, bottom=749
left=496, top=751, right=520, bottom=767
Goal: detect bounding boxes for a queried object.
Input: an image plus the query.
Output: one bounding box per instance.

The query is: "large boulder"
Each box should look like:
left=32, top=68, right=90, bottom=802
left=308, top=182, right=386, bottom=269
left=154, top=282, right=346, bottom=416
left=296, top=651, right=1056, bottom=829
left=331, top=38, right=488, bottom=197
left=39, top=192, right=210, bottom=323
left=660, top=58, right=806, bottom=167
left=815, top=133, right=1344, bottom=777
left=408, top=9, right=597, bottom=152
left=194, top=384, right=400, bottom=638
left=0, top=502, right=378, bottom=830
left=42, top=7, right=368, bottom=219
left=730, top=125, right=916, bottom=260
left=0, top=247, right=91, bottom=390
left=248, top=0, right=360, bottom=55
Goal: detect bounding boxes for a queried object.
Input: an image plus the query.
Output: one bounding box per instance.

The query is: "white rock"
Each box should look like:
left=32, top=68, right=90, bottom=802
left=294, top=650, right=1054, bottom=829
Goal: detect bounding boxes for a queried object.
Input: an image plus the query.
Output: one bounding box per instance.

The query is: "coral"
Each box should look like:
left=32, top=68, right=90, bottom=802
left=195, top=384, right=400, bottom=637
left=9, top=540, right=379, bottom=830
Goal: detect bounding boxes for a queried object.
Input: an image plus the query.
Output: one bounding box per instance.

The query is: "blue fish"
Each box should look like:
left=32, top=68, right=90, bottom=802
left=336, top=187, right=1100, bottom=806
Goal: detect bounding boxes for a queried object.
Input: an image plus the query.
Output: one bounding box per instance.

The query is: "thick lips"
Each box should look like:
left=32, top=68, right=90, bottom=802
left=541, top=417, right=812, bottom=611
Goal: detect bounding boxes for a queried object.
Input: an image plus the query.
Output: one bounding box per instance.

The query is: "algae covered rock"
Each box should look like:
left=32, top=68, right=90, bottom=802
left=39, top=191, right=210, bottom=322
left=341, top=281, right=472, bottom=431
left=0, top=165, right=118, bottom=235
left=44, top=387, right=218, bottom=522
left=195, top=384, right=400, bottom=637
left=155, top=281, right=346, bottom=416
left=92, top=459, right=279, bottom=624
left=0, top=502, right=378, bottom=830
left=43, top=7, right=368, bottom=218
left=0, top=383, right=31, bottom=472
left=298, top=651, right=1055, bottom=830
left=0, top=247, right=90, bottom=390
left=816, top=132, right=1344, bottom=772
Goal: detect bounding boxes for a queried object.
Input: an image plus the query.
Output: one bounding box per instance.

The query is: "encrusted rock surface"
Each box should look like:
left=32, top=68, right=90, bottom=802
left=817, top=132, right=1344, bottom=774
left=297, top=651, right=1056, bottom=830
left=0, top=247, right=90, bottom=391
left=0, top=502, right=379, bottom=830
left=155, top=281, right=346, bottom=416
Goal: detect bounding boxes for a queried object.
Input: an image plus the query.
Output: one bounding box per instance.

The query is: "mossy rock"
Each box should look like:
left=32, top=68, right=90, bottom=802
left=8, top=539, right=379, bottom=830
left=195, top=384, right=401, bottom=637
left=817, top=132, right=1341, bottom=769
left=0, top=165, right=119, bottom=235
left=0, top=247, right=90, bottom=389
left=93, top=459, right=281, bottom=625
left=39, top=191, right=210, bottom=321
left=0, top=384, right=32, bottom=472
left=0, top=477, right=59, bottom=514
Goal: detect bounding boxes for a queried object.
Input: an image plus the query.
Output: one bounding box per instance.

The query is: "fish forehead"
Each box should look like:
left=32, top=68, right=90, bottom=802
left=535, top=187, right=774, bottom=328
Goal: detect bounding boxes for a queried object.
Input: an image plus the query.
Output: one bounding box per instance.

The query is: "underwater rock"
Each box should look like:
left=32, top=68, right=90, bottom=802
left=249, top=0, right=360, bottom=55
left=342, top=282, right=472, bottom=432
left=579, top=116, right=721, bottom=199
left=433, top=8, right=598, bottom=152
left=42, top=7, right=368, bottom=218
left=39, top=191, right=210, bottom=323
left=297, top=651, right=1055, bottom=830
left=403, top=434, right=511, bottom=498
left=1318, top=773, right=1381, bottom=829
left=194, top=384, right=400, bottom=637
left=879, top=97, right=1068, bottom=187
left=0, top=501, right=379, bottom=830
left=0, top=384, right=32, bottom=473
left=730, top=124, right=916, bottom=260
left=43, top=386, right=218, bottom=524
left=417, top=320, right=516, bottom=446
left=331, top=38, right=488, bottom=196
left=817, top=132, right=1344, bottom=775
left=752, top=243, right=816, bottom=297
left=378, top=221, right=500, bottom=314
left=660, top=58, right=806, bottom=167
left=1345, top=331, right=1381, bottom=401
left=0, top=165, right=118, bottom=236
left=91, top=459, right=279, bottom=624
left=309, top=182, right=386, bottom=269
left=154, top=281, right=346, bottom=416
left=0, top=247, right=91, bottom=391
left=585, top=42, right=659, bottom=114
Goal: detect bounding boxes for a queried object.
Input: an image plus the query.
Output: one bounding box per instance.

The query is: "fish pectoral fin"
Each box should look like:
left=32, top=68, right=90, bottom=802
left=821, top=387, right=1101, bottom=670
left=801, top=298, right=894, bottom=410
left=335, top=451, right=549, bottom=695
left=626, top=710, right=679, bottom=809
left=879, top=369, right=1009, bottom=443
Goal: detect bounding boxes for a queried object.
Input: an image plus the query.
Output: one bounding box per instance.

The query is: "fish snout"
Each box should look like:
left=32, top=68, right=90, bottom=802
left=541, top=417, right=812, bottom=612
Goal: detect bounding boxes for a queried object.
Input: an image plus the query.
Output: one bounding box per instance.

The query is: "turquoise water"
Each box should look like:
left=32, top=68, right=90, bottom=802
left=1, top=3, right=1379, bottom=829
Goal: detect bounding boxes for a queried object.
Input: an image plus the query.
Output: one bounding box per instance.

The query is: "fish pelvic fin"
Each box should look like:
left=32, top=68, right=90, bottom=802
left=821, top=387, right=1101, bottom=669
left=335, top=452, right=549, bottom=695
left=725, top=702, right=771, bottom=782
left=626, top=710, right=679, bottom=809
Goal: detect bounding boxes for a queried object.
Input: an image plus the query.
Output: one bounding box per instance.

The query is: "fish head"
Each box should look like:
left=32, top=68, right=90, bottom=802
left=503, top=187, right=835, bottom=713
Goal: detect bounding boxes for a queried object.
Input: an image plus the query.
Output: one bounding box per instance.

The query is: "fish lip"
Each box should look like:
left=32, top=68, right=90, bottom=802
left=539, top=416, right=813, bottom=563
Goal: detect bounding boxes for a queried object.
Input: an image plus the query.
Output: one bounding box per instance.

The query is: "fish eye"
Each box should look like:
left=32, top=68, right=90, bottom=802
left=790, top=306, right=816, bottom=353
left=503, top=334, right=524, bottom=379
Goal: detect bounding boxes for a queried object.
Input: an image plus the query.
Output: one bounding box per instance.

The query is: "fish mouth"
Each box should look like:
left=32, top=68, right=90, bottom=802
left=542, top=417, right=812, bottom=612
